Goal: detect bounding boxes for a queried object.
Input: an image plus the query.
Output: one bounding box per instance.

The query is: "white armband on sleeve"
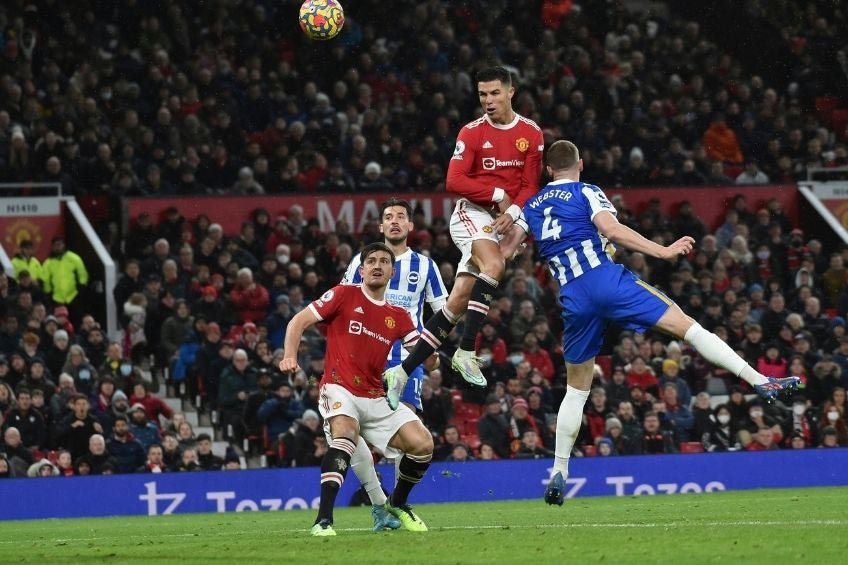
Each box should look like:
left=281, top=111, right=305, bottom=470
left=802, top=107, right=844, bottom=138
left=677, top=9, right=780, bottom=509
left=505, top=204, right=522, bottom=222
left=492, top=187, right=506, bottom=203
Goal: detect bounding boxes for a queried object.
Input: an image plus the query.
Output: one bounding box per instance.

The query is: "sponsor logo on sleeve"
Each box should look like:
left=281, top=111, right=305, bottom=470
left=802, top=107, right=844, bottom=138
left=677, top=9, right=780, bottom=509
left=452, top=140, right=465, bottom=160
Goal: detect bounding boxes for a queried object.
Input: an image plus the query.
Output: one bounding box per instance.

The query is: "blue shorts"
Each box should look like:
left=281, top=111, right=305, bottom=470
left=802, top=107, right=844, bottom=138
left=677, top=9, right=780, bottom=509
left=400, top=365, right=424, bottom=411
left=559, top=262, right=672, bottom=364
left=383, top=361, right=424, bottom=411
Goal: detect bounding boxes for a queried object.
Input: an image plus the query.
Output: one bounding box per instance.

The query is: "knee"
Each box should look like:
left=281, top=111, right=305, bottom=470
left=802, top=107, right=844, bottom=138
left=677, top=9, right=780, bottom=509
left=481, top=257, right=505, bottom=280
left=408, top=431, right=434, bottom=456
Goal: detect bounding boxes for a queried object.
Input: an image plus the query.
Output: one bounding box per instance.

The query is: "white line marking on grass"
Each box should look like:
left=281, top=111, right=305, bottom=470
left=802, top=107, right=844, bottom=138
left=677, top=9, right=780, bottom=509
left=2, top=519, right=845, bottom=544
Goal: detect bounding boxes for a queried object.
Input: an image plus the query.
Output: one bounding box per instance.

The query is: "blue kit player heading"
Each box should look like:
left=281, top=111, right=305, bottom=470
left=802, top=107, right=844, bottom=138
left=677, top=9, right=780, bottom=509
left=523, top=140, right=800, bottom=507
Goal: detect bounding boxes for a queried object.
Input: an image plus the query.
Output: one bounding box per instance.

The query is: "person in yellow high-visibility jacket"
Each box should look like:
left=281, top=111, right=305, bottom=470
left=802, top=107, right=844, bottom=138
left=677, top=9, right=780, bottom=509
left=42, top=237, right=89, bottom=322
left=10, top=240, right=42, bottom=282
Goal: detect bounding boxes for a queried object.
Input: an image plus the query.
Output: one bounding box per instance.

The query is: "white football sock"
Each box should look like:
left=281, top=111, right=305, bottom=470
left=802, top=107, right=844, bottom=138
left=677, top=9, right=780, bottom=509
left=683, top=322, right=769, bottom=386
left=350, top=436, right=387, bottom=506
left=553, top=385, right=590, bottom=479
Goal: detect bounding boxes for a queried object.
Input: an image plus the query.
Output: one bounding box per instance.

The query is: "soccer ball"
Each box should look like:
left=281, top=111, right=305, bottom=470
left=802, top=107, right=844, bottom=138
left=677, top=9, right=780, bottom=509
left=299, top=0, right=345, bottom=41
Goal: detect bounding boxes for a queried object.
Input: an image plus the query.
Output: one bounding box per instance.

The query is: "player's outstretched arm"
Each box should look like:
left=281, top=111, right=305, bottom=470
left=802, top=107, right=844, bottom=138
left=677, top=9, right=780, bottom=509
left=593, top=211, right=694, bottom=260
left=279, top=308, right=320, bottom=374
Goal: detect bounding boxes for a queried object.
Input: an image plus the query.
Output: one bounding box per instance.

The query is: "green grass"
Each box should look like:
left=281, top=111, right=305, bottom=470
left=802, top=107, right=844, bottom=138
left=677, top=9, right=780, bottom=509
left=1, top=487, right=847, bottom=564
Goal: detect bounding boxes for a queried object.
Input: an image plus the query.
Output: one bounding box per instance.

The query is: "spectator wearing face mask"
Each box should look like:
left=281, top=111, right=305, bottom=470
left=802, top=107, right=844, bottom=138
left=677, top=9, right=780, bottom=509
left=819, top=401, right=848, bottom=446
left=738, top=400, right=783, bottom=448
left=781, top=395, right=817, bottom=447
left=703, top=404, right=741, bottom=452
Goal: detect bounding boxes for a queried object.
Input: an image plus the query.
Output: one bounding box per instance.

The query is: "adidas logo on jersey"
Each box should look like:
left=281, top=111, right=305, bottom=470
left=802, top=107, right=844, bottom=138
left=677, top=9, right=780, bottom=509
left=482, top=140, right=493, bottom=149
left=354, top=306, right=364, bottom=314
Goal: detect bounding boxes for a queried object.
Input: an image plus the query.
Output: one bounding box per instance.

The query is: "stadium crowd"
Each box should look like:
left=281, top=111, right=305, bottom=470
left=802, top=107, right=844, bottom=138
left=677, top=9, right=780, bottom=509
left=2, top=0, right=848, bottom=477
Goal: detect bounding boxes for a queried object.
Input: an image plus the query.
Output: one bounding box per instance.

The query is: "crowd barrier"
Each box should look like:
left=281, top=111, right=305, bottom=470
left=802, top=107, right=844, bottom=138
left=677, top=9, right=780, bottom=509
left=1, top=449, right=845, bottom=520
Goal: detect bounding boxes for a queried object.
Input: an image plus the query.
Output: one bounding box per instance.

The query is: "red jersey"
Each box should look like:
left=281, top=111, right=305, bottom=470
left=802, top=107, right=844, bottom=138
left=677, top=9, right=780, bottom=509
left=447, top=113, right=544, bottom=208
left=309, top=284, right=418, bottom=398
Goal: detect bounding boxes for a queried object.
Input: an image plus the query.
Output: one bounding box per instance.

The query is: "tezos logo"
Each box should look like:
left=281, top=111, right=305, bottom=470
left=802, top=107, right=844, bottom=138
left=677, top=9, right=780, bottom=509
left=349, top=320, right=362, bottom=335
left=482, top=157, right=496, bottom=170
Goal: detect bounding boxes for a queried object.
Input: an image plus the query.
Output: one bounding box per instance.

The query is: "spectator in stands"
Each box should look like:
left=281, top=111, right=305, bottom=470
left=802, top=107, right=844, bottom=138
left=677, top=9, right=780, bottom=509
left=584, top=387, right=612, bottom=445
left=641, top=411, right=676, bottom=454
left=508, top=397, right=551, bottom=454
left=11, top=240, right=41, bottom=282
left=196, top=433, right=224, bottom=470
left=746, top=427, right=779, bottom=451
left=703, top=114, right=744, bottom=164
left=159, top=299, right=194, bottom=367
left=229, top=268, right=270, bottom=324
left=218, top=349, right=257, bottom=441
left=125, top=213, right=158, bottom=264
left=138, top=445, right=168, bottom=473
left=128, top=403, right=161, bottom=451
left=175, top=446, right=202, bottom=472
left=514, top=429, right=554, bottom=459
left=55, top=394, right=103, bottom=459
left=61, top=345, right=97, bottom=396
left=1, top=427, right=33, bottom=477
left=738, top=400, right=783, bottom=448
left=434, top=425, right=463, bottom=462
left=659, top=383, right=694, bottom=442
left=41, top=237, right=89, bottom=324
left=129, top=382, right=173, bottom=429
left=522, top=333, right=555, bottom=383
left=420, top=378, right=452, bottom=436
left=258, top=379, right=304, bottom=447
left=106, top=415, right=146, bottom=473
left=735, top=160, right=770, bottom=184
left=286, top=409, right=322, bottom=468
left=478, top=394, right=510, bottom=459
left=4, top=388, right=45, bottom=449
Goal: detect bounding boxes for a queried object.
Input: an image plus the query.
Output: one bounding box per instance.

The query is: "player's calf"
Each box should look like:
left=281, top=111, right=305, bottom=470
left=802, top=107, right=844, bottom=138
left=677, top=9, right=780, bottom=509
left=314, top=436, right=356, bottom=527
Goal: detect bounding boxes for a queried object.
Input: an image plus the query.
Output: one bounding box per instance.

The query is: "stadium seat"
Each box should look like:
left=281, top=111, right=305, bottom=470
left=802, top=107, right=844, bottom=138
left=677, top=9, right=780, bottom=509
left=680, top=442, right=705, bottom=454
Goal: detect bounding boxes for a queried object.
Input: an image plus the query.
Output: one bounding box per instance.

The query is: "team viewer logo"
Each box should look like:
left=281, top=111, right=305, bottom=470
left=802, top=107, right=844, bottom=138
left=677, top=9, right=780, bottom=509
left=385, top=316, right=395, bottom=329
left=482, top=157, right=495, bottom=170
left=349, top=320, right=363, bottom=334
left=515, top=137, right=529, bottom=152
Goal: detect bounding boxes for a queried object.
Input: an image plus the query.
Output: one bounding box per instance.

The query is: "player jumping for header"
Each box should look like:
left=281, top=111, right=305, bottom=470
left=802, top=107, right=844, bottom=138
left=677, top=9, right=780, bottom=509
left=523, top=140, right=800, bottom=507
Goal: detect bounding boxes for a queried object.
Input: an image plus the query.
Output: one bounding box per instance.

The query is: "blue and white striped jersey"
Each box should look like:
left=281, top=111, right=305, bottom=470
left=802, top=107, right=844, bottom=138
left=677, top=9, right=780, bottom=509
left=523, top=179, right=617, bottom=285
left=343, top=248, right=448, bottom=365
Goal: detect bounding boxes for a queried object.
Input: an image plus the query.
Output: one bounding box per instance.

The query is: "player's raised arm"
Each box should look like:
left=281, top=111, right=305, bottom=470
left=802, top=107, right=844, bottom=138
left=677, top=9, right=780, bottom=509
left=592, top=210, right=695, bottom=261
left=446, top=128, right=504, bottom=206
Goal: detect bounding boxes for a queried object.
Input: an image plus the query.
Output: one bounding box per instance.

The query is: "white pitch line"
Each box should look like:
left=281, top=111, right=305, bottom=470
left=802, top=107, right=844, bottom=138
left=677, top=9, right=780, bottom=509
left=2, top=519, right=845, bottom=545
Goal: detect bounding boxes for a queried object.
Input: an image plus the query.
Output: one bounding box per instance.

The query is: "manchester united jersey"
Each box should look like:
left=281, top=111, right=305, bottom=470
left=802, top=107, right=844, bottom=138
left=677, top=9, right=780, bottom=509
left=308, top=284, right=418, bottom=398
left=447, top=113, right=544, bottom=208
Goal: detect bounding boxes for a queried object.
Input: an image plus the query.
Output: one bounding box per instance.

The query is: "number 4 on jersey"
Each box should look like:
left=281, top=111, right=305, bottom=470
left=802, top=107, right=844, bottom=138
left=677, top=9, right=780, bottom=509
left=541, top=206, right=562, bottom=240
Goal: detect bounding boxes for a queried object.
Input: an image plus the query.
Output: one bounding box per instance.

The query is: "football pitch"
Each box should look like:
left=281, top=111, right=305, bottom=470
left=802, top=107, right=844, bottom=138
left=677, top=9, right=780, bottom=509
left=1, top=487, right=846, bottom=564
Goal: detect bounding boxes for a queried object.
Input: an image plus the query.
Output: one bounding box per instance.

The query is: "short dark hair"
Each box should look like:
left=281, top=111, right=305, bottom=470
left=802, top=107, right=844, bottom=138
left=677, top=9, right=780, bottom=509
left=475, top=66, right=512, bottom=86
left=196, top=433, right=212, bottom=443
left=360, top=242, right=395, bottom=264
left=380, top=198, right=413, bottom=219
left=547, top=140, right=580, bottom=171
